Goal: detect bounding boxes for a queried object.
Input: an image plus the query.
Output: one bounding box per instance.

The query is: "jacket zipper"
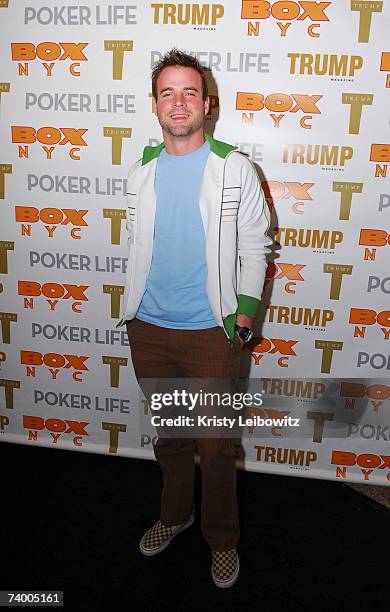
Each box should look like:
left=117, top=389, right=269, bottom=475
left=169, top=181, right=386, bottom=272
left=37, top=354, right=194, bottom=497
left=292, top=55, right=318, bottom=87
left=219, top=151, right=235, bottom=343
left=121, top=180, right=140, bottom=322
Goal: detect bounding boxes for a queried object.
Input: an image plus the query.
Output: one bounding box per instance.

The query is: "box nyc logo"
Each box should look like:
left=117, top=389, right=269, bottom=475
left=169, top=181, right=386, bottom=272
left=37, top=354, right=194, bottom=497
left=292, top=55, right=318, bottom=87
left=12, top=40, right=135, bottom=80
left=18, top=281, right=89, bottom=314
left=237, top=92, right=322, bottom=128
left=12, top=126, right=87, bottom=160
left=11, top=42, right=88, bottom=77
left=241, top=0, right=331, bottom=37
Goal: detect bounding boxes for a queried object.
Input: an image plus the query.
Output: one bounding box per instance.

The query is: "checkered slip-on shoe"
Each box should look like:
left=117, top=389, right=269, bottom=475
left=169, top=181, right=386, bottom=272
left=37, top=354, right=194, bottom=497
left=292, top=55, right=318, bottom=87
left=139, top=512, right=195, bottom=557
left=211, top=549, right=240, bottom=589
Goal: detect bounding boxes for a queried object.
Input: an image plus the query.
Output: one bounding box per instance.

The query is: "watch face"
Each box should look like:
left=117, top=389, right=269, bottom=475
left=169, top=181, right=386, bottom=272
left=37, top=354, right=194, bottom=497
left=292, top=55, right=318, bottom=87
left=238, top=327, right=253, bottom=342
left=243, top=329, right=253, bottom=342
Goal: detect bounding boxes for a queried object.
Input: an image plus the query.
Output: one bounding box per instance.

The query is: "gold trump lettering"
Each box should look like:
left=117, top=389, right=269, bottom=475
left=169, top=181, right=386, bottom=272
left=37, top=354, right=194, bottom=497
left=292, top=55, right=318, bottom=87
left=103, top=127, right=132, bottom=165
left=0, top=241, right=14, bottom=273
left=102, top=421, right=127, bottom=453
left=151, top=3, right=224, bottom=25
left=104, top=40, right=134, bottom=80
left=0, top=1, right=9, bottom=7
left=323, top=264, right=353, bottom=300
left=266, top=306, right=334, bottom=327
left=350, top=1, right=383, bottom=43
left=342, top=93, right=373, bottom=135
left=282, top=144, right=353, bottom=166
left=332, top=181, right=363, bottom=220
left=314, top=340, right=343, bottom=374
left=254, top=445, right=317, bottom=466
left=103, top=208, right=126, bottom=244
left=102, top=355, right=128, bottom=388
left=287, top=53, right=363, bottom=76
left=0, top=165, right=12, bottom=200
left=103, top=285, right=125, bottom=319
left=306, top=411, right=334, bottom=443
left=274, top=228, right=343, bottom=249
left=0, top=379, right=20, bottom=409
left=0, top=83, right=10, bottom=117
left=260, top=378, right=325, bottom=399
left=0, top=312, right=17, bottom=344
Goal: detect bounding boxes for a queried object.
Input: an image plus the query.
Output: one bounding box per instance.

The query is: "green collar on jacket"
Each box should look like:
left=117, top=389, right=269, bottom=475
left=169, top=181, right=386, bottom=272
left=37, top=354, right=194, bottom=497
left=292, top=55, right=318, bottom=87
left=141, top=132, right=236, bottom=166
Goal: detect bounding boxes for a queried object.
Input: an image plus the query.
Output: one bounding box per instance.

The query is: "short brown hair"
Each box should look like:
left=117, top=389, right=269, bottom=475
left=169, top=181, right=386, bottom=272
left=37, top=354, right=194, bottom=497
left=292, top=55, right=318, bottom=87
left=152, top=48, right=209, bottom=101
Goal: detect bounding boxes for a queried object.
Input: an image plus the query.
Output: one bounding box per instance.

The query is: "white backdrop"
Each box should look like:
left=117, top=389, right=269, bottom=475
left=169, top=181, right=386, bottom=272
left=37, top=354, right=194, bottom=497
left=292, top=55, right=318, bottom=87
left=1, top=0, right=389, bottom=485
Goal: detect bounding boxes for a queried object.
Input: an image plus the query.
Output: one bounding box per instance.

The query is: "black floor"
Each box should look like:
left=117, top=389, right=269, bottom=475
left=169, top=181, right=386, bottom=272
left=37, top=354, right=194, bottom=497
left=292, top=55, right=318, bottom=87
left=1, top=441, right=389, bottom=612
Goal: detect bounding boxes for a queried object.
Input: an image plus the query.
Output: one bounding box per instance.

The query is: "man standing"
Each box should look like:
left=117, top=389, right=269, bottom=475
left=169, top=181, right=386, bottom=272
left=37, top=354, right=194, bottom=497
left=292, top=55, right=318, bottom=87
left=118, top=49, right=272, bottom=588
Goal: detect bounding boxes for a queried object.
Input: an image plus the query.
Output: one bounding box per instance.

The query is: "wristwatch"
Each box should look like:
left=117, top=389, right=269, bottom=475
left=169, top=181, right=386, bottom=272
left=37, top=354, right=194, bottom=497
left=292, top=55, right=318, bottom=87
left=235, top=324, right=253, bottom=344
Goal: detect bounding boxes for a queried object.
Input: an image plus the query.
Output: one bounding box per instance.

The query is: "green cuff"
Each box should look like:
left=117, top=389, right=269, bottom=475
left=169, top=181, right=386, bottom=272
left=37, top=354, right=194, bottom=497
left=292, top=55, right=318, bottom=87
left=237, top=294, right=259, bottom=318
left=223, top=313, right=237, bottom=342
left=223, top=295, right=260, bottom=342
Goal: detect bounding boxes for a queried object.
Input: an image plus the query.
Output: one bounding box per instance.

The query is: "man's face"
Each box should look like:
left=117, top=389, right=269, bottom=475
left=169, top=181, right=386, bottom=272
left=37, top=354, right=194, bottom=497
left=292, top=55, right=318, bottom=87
left=155, top=65, right=210, bottom=138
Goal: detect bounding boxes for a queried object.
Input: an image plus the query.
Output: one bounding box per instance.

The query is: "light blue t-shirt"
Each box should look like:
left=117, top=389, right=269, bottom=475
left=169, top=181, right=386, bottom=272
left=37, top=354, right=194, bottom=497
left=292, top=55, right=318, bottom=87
left=136, top=140, right=218, bottom=329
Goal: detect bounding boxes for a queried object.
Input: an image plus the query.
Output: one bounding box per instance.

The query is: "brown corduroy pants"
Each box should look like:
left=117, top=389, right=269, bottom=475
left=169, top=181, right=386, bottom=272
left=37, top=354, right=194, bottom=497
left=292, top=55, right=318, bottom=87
left=126, top=318, right=242, bottom=551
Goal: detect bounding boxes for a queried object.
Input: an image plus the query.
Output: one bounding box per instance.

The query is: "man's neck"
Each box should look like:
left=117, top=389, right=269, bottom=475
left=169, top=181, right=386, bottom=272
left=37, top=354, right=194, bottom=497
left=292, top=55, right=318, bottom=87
left=163, top=130, right=205, bottom=156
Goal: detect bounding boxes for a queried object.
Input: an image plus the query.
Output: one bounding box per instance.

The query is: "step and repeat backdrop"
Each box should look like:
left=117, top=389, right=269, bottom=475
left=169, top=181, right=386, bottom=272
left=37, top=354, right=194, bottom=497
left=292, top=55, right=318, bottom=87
left=1, top=0, right=389, bottom=485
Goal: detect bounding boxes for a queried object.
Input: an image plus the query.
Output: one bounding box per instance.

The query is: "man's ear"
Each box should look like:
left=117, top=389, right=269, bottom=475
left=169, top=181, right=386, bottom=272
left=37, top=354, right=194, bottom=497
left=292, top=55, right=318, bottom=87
left=151, top=95, right=157, bottom=115
left=204, top=95, right=210, bottom=116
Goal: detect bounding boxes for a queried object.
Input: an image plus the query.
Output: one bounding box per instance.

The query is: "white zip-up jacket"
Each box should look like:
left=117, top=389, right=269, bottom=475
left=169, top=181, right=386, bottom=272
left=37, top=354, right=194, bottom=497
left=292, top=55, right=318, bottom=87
left=117, top=133, right=272, bottom=341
